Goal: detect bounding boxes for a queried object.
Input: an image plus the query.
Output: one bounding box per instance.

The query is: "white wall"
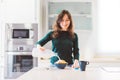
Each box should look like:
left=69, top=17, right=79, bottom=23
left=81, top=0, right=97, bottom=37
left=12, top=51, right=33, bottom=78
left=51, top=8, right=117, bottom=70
left=0, top=5, right=5, bottom=80
left=97, top=0, right=120, bottom=57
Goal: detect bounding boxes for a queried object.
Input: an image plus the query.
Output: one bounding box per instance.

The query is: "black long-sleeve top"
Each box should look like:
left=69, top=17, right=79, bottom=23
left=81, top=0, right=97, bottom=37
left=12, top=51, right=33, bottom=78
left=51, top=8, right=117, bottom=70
left=36, top=31, right=79, bottom=64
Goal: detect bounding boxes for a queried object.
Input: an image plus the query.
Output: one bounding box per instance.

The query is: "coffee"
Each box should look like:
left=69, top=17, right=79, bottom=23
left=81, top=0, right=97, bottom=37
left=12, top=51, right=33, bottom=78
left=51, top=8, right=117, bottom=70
left=79, top=61, right=89, bottom=71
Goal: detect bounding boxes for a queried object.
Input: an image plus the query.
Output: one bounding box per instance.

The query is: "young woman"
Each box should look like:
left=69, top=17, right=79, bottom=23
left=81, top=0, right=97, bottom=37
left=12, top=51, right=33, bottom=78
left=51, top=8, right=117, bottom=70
left=36, top=10, right=79, bottom=68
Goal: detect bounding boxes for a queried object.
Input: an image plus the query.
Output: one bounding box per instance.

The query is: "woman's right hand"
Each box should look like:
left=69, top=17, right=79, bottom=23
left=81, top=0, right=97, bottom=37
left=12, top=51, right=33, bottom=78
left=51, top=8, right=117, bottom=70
left=39, top=46, right=45, bottom=51
left=37, top=45, right=45, bottom=51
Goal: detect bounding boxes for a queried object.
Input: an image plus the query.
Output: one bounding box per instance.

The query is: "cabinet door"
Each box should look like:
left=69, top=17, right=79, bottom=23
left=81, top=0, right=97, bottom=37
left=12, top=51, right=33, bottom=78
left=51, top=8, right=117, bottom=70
left=3, top=0, right=37, bottom=22
left=47, top=1, right=93, bottom=31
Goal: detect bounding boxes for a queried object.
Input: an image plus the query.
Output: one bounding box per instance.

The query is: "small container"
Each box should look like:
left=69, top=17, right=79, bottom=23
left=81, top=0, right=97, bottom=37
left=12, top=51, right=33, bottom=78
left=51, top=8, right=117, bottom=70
left=55, top=63, right=67, bottom=69
left=55, top=60, right=68, bottom=69
left=79, top=61, right=89, bottom=71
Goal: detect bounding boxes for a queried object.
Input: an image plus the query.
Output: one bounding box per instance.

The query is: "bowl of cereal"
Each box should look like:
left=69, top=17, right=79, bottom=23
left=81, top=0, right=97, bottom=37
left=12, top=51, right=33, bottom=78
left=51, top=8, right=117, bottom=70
left=55, top=60, right=68, bottom=69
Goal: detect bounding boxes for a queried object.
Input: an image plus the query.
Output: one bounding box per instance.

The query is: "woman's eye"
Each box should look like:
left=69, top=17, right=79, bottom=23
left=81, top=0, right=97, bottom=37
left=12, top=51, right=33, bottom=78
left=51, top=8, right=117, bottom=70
left=61, top=19, right=70, bottom=22
left=66, top=19, right=70, bottom=21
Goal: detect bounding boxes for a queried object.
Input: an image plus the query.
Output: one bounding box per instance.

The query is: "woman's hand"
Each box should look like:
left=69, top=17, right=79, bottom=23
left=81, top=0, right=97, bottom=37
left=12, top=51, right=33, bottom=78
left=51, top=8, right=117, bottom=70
left=37, top=45, right=45, bottom=51
left=39, top=47, right=45, bottom=51
left=71, top=59, right=80, bottom=68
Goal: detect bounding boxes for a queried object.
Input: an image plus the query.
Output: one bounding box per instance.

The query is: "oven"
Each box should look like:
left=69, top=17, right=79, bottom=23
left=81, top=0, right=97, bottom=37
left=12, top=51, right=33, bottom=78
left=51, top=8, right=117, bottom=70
left=13, top=55, right=33, bottom=72
left=5, top=23, right=38, bottom=78
left=6, top=53, right=38, bottom=78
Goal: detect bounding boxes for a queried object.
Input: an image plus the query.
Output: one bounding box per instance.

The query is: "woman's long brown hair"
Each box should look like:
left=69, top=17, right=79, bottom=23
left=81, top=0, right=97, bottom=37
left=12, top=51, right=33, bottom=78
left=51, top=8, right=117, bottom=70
left=52, top=10, right=74, bottom=38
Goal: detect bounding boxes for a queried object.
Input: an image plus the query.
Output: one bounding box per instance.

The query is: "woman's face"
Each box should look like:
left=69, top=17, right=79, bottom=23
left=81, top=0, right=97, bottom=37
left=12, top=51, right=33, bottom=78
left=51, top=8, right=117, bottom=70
left=60, top=14, right=70, bottom=31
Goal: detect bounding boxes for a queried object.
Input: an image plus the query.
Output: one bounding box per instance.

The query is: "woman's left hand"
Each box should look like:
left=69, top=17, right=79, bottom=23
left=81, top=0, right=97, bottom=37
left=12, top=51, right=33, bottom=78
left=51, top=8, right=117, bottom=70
left=71, top=59, right=79, bottom=68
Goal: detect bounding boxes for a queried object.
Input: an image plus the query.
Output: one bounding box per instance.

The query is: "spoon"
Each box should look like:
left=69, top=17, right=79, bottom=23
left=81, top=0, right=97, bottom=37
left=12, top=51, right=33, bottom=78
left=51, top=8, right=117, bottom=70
left=55, top=53, right=61, bottom=60
left=57, top=55, right=61, bottom=60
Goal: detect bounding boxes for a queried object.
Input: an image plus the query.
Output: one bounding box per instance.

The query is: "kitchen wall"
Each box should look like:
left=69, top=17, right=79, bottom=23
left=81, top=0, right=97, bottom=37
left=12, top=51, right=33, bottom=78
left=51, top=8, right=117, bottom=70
left=97, top=0, right=120, bottom=57
left=0, top=18, right=4, bottom=80
left=0, top=2, right=5, bottom=79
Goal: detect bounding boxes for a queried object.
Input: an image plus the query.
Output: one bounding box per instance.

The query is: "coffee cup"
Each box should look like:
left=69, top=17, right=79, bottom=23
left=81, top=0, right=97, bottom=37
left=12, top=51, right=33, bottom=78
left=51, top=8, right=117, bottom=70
left=79, top=61, right=89, bottom=71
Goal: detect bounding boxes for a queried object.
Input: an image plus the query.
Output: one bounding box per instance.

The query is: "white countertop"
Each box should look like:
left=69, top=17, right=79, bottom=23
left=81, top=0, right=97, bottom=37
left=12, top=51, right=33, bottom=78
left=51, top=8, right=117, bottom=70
left=16, top=66, right=120, bottom=80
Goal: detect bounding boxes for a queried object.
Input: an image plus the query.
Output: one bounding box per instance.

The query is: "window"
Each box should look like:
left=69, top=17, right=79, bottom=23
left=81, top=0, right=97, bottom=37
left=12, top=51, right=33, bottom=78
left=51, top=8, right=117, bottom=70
left=97, top=0, right=120, bottom=55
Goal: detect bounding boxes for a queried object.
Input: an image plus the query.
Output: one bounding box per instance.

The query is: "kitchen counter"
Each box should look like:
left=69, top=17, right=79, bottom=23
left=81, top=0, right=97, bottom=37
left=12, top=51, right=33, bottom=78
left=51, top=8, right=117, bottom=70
left=16, top=65, right=120, bottom=80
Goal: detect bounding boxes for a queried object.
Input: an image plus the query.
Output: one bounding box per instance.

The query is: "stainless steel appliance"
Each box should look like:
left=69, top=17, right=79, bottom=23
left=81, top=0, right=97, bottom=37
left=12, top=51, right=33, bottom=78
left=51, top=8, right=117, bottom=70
left=13, top=55, right=33, bottom=72
left=5, top=23, right=38, bottom=78
left=5, top=23, right=38, bottom=52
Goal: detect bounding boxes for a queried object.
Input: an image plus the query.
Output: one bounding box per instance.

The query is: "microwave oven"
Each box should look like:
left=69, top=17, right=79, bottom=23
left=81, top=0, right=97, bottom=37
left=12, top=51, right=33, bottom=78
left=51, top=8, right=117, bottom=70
left=5, top=23, right=38, bottom=52
left=12, top=29, right=29, bottom=38
left=12, top=29, right=33, bottom=39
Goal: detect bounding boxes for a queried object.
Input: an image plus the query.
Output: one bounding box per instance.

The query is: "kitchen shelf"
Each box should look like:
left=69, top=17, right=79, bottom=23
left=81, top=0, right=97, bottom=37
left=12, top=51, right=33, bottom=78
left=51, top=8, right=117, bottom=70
left=46, top=0, right=93, bottom=30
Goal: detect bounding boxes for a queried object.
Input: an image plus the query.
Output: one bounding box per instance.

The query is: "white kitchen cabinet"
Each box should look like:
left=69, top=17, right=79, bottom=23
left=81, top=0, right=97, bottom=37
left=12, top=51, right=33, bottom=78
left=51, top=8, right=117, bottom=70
left=2, top=0, right=40, bottom=23
left=46, top=0, right=96, bottom=31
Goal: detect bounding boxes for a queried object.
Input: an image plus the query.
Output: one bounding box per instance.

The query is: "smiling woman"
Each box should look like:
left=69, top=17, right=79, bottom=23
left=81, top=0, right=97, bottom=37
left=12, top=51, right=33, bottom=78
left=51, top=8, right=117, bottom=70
left=97, top=0, right=120, bottom=56
left=36, top=10, right=80, bottom=68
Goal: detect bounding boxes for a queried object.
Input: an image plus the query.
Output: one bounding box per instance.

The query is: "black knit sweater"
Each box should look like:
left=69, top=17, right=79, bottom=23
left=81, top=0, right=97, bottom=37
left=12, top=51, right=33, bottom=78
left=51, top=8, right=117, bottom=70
left=36, top=31, right=79, bottom=64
